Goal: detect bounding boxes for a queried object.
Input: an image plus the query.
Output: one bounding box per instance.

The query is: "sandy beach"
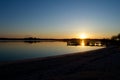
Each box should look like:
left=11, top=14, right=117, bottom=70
left=0, top=46, right=120, bottom=80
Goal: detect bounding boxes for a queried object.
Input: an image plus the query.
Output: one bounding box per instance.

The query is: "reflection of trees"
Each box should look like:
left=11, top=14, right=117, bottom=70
left=24, top=41, right=41, bottom=44
left=67, top=39, right=80, bottom=46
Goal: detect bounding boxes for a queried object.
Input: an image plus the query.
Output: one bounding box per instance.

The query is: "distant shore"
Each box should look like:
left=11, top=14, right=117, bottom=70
left=0, top=46, right=120, bottom=80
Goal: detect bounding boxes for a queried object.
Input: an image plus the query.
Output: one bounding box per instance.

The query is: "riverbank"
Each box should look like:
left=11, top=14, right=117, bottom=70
left=0, top=47, right=120, bottom=80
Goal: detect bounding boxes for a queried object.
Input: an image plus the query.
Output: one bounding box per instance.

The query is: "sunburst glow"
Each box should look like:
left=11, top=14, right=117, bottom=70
left=80, top=33, right=87, bottom=39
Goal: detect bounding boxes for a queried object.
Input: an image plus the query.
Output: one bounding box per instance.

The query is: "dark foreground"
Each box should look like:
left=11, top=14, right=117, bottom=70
left=0, top=47, right=120, bottom=80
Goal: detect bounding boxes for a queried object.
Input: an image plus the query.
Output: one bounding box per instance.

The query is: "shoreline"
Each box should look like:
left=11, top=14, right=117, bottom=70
left=0, top=47, right=106, bottom=66
left=0, top=46, right=120, bottom=80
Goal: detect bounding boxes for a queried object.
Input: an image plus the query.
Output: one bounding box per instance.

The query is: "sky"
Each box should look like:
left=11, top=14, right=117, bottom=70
left=0, top=0, right=120, bottom=38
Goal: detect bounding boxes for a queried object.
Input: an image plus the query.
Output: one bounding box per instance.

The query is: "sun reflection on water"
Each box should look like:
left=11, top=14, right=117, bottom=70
left=81, top=40, right=85, bottom=46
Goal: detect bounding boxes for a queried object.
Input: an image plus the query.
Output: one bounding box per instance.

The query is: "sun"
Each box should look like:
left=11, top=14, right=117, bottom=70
left=80, top=33, right=87, bottom=39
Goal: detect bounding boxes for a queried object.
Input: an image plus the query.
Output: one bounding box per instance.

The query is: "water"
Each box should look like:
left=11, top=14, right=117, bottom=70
left=0, top=41, right=104, bottom=62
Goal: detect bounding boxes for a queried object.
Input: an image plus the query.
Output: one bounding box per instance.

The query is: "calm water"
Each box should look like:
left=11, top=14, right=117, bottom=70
left=0, top=41, right=104, bottom=62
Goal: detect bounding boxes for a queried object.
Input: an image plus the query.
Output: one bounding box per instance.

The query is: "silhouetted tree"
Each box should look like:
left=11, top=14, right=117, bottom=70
left=117, top=33, right=120, bottom=40
left=111, top=36, right=117, bottom=40
left=111, top=33, right=120, bottom=46
left=111, top=33, right=120, bottom=41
